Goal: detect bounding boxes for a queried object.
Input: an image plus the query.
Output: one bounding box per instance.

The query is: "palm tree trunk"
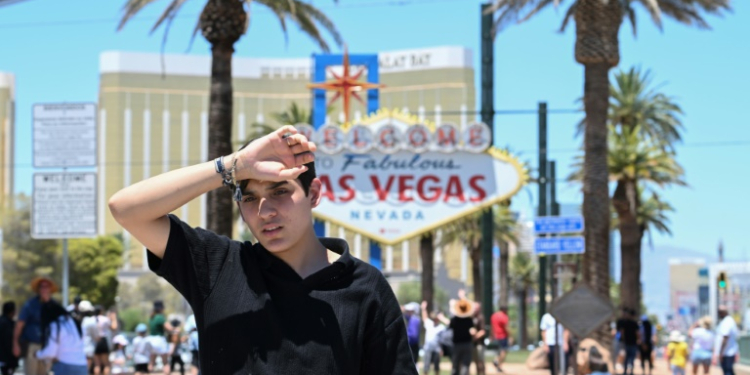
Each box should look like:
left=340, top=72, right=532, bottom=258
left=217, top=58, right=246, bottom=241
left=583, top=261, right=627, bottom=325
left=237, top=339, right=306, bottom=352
left=420, top=233, right=435, bottom=313
left=470, top=244, right=483, bottom=303
left=613, top=180, right=641, bottom=315
left=518, top=288, right=528, bottom=347
left=206, top=40, right=235, bottom=238
left=581, top=61, right=613, bottom=346
left=498, top=241, right=510, bottom=308
left=575, top=0, right=621, bottom=347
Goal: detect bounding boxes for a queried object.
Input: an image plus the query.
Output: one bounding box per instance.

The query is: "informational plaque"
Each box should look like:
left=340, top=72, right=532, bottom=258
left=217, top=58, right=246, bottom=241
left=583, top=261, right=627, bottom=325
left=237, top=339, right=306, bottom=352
left=32, top=173, right=97, bottom=239
left=33, top=103, right=97, bottom=168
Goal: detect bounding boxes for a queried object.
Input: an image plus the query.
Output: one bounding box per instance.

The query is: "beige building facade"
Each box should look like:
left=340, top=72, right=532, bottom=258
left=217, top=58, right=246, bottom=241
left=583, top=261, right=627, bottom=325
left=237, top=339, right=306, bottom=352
left=98, top=46, right=479, bottom=282
left=0, top=72, right=14, bottom=212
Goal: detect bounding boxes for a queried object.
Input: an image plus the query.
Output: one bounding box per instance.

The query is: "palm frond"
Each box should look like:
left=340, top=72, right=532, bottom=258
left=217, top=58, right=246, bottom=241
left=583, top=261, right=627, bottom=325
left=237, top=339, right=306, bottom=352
left=557, top=2, right=577, bottom=32
left=253, top=0, right=342, bottom=52
left=636, top=0, right=663, bottom=30
left=656, top=0, right=731, bottom=29
left=117, top=0, right=161, bottom=31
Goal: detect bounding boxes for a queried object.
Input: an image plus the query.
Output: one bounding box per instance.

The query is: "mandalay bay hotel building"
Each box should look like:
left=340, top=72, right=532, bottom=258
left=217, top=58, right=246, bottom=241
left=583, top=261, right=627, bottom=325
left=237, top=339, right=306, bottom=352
left=100, top=46, right=498, bottom=294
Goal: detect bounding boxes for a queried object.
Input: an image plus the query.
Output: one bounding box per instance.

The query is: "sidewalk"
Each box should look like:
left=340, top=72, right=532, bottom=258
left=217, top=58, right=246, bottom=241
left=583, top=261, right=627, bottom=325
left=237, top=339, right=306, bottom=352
left=416, top=359, right=726, bottom=375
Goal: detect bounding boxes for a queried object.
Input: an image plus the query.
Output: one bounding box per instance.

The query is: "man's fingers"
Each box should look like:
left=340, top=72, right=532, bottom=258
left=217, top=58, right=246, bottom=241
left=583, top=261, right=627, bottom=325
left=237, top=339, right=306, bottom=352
left=277, top=165, right=308, bottom=180
left=293, top=152, right=315, bottom=166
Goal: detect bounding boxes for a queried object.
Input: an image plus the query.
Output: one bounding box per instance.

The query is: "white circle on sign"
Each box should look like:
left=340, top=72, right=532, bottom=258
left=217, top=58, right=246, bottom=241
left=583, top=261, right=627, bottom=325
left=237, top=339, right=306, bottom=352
left=374, top=123, right=403, bottom=154
left=462, top=122, right=492, bottom=153
left=316, top=124, right=345, bottom=154
left=294, top=123, right=316, bottom=143
left=404, top=124, right=432, bottom=153
left=433, top=123, right=460, bottom=153
left=345, top=125, right=374, bottom=153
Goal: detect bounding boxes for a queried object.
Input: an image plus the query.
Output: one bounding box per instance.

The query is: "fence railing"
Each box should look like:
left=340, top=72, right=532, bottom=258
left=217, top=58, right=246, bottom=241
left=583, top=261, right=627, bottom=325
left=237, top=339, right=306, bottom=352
left=740, top=334, right=750, bottom=366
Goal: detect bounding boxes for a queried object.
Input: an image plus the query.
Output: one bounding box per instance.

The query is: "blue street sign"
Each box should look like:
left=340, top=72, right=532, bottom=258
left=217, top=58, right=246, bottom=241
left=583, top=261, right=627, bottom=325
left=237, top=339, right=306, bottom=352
left=534, top=236, right=585, bottom=255
left=534, top=216, right=584, bottom=234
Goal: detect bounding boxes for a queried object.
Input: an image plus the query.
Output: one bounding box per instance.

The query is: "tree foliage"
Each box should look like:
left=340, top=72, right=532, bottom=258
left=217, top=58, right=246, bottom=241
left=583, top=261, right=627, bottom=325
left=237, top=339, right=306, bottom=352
left=68, top=236, right=123, bottom=307
left=1, top=195, right=60, bottom=303
left=1, top=195, right=124, bottom=308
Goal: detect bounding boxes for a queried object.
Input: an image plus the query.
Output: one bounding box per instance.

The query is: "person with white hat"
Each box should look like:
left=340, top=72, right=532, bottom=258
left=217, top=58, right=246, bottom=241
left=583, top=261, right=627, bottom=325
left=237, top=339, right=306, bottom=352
left=667, top=330, right=689, bottom=375
left=132, top=324, right=153, bottom=375
left=13, top=276, right=58, bottom=375
left=78, top=301, right=96, bottom=372
left=109, top=334, right=129, bottom=375
left=688, top=316, right=714, bottom=375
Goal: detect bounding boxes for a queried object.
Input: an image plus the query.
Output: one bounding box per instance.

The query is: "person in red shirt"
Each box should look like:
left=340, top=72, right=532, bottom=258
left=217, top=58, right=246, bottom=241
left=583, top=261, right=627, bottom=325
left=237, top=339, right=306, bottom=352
left=490, top=306, right=510, bottom=372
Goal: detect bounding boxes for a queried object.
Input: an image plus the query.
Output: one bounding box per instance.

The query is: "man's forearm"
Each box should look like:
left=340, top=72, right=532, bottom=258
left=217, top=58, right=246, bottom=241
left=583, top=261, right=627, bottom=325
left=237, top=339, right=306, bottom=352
left=109, top=160, right=227, bottom=226
left=13, top=321, right=24, bottom=346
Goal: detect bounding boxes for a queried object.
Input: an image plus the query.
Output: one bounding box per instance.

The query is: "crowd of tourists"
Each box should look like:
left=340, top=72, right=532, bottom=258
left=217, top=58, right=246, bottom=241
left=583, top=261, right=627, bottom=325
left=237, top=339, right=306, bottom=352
left=0, top=276, right=199, bottom=375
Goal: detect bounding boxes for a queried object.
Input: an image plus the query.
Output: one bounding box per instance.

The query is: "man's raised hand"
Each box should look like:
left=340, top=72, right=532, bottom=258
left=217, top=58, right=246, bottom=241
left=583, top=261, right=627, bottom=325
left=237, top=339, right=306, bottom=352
left=235, top=126, right=317, bottom=182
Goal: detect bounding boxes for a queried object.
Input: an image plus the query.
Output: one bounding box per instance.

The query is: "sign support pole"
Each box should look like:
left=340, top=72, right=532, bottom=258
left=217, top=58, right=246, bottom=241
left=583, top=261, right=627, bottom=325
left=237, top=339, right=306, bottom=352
left=62, top=167, right=69, bottom=307
left=480, top=2, right=495, bottom=323
left=62, top=238, right=69, bottom=306
left=538, top=101, right=548, bottom=341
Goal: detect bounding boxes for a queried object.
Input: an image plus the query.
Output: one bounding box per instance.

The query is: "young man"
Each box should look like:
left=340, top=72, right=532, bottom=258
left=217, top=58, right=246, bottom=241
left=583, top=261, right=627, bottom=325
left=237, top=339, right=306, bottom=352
left=13, top=276, right=57, bottom=375
left=109, top=127, right=416, bottom=374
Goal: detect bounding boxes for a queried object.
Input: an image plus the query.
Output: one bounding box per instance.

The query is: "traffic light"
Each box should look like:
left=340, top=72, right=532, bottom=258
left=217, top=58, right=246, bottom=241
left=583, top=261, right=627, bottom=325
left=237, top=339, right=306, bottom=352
left=718, top=271, right=728, bottom=290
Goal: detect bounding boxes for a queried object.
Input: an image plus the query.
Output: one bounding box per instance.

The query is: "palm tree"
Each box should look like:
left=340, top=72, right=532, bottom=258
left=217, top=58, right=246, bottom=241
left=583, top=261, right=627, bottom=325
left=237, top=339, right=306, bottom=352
left=509, top=251, right=536, bottom=347
left=118, top=0, right=342, bottom=238
left=271, top=102, right=312, bottom=125
left=577, top=67, right=684, bottom=150
left=608, top=125, right=684, bottom=314
left=488, top=0, right=730, bottom=344
left=438, top=203, right=518, bottom=308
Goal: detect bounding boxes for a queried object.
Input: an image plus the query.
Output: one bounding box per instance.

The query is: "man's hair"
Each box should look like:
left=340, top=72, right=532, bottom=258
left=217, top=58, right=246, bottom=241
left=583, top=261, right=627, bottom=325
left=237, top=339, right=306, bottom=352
left=2, top=301, right=15, bottom=316
left=588, top=346, right=609, bottom=372
left=237, top=138, right=316, bottom=196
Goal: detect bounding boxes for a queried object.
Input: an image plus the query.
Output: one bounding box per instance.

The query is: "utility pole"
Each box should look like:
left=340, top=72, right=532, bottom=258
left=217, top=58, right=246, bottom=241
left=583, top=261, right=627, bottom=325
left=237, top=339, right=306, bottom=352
left=480, top=2, right=495, bottom=324
left=537, top=102, right=548, bottom=341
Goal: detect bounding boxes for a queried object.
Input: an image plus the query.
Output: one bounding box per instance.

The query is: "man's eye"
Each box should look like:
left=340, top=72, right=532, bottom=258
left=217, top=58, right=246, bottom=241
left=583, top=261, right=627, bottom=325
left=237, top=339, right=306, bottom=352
left=274, top=189, right=288, bottom=195
left=242, top=196, right=256, bottom=203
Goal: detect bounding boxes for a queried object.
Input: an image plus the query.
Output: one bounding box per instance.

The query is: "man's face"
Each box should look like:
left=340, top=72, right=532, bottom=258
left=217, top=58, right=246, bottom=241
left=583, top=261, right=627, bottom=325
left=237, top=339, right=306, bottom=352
left=238, top=178, right=321, bottom=254
left=718, top=309, right=728, bottom=319
left=38, top=281, right=52, bottom=301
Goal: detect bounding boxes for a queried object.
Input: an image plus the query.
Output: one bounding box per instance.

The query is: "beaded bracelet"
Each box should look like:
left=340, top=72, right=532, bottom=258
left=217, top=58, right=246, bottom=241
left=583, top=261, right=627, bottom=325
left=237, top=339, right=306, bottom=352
left=214, top=156, right=233, bottom=187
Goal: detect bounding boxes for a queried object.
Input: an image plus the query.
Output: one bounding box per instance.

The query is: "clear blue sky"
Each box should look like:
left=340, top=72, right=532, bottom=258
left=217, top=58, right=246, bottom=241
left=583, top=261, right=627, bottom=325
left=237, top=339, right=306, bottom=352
left=1, top=0, right=748, bottom=264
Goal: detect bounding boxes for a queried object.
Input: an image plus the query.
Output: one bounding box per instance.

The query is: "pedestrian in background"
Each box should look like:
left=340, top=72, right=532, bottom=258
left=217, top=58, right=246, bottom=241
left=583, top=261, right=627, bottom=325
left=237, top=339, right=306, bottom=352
left=667, top=330, right=689, bottom=375
left=688, top=316, right=713, bottom=375
left=132, top=324, right=153, bottom=375
left=490, top=306, right=510, bottom=373
left=168, top=329, right=186, bottom=375
left=640, top=314, right=656, bottom=375
left=420, top=301, right=445, bottom=375
left=93, top=305, right=116, bottom=375
left=437, top=295, right=475, bottom=375
left=35, top=301, right=87, bottom=375
left=78, top=301, right=96, bottom=373
left=713, top=305, right=738, bottom=375
left=0, top=301, right=19, bottom=375
left=617, top=308, right=640, bottom=375
left=540, top=312, right=570, bottom=375
left=13, top=276, right=58, bottom=375
left=184, top=314, right=199, bottom=375
left=148, top=301, right=173, bottom=375
left=109, top=334, right=129, bottom=375
left=403, top=302, right=421, bottom=364
left=471, top=302, right=487, bottom=375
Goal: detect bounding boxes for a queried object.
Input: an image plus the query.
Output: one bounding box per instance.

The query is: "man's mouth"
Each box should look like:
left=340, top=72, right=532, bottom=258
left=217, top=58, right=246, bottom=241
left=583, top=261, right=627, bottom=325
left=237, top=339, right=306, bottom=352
left=262, top=226, right=283, bottom=235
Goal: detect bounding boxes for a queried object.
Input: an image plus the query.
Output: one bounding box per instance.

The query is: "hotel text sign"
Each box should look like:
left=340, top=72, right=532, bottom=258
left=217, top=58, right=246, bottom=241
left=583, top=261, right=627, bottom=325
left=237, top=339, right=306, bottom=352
left=300, top=112, right=526, bottom=245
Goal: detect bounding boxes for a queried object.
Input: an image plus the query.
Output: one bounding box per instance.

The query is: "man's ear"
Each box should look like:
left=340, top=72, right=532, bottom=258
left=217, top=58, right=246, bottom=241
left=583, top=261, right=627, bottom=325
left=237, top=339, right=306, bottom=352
left=308, top=178, right=323, bottom=208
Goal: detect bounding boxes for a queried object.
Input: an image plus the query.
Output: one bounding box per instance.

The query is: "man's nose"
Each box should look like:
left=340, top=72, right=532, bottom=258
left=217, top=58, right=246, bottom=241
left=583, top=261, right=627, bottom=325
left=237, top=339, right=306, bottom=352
left=258, top=198, right=277, bottom=219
